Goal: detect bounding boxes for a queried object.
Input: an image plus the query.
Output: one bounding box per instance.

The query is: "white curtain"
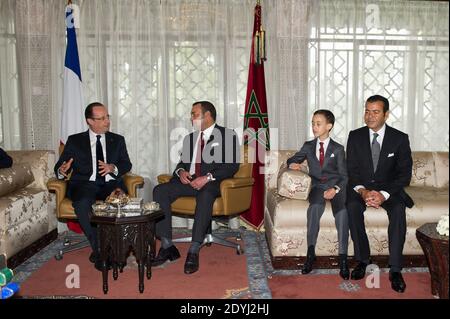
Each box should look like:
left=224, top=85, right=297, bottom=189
left=0, top=0, right=448, bottom=170
left=307, top=0, right=449, bottom=149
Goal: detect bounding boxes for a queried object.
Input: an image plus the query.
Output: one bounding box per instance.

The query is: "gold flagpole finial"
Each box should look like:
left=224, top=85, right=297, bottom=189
left=256, top=0, right=261, bottom=5
left=67, top=0, right=72, bottom=5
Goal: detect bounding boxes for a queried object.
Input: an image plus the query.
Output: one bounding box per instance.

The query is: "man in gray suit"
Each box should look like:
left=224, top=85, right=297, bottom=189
left=287, top=109, right=349, bottom=279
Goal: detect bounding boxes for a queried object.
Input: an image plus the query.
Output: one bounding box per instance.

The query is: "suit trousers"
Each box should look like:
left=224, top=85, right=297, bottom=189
left=307, top=186, right=349, bottom=254
left=67, top=179, right=127, bottom=253
left=347, top=190, right=406, bottom=271
left=153, top=177, right=220, bottom=244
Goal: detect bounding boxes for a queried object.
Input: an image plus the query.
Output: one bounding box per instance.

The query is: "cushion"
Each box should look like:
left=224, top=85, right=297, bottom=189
left=433, top=152, right=449, bottom=189
left=277, top=167, right=311, bottom=200
left=7, top=150, right=52, bottom=191
left=0, top=164, right=35, bottom=197
left=410, top=152, right=435, bottom=188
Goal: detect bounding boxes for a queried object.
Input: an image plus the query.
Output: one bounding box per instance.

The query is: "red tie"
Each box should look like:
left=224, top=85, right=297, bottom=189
left=195, top=132, right=204, bottom=177
left=319, top=142, right=324, bottom=167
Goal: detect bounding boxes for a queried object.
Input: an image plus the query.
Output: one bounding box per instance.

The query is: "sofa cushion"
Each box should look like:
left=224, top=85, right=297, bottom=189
left=433, top=152, right=449, bottom=189
left=0, top=164, right=34, bottom=197
left=7, top=150, right=53, bottom=191
left=277, top=167, right=311, bottom=200
left=410, top=152, right=436, bottom=188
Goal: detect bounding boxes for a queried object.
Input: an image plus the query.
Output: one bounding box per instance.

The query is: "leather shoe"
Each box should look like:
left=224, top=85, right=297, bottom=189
left=151, top=245, right=180, bottom=267
left=301, top=258, right=315, bottom=274
left=184, top=252, right=199, bottom=274
left=351, top=262, right=368, bottom=280
left=389, top=272, right=406, bottom=293
left=301, top=246, right=316, bottom=275
left=339, top=255, right=350, bottom=280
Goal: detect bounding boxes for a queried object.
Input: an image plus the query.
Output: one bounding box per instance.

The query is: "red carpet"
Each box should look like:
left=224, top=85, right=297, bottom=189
left=269, top=272, right=435, bottom=299
left=18, top=242, right=249, bottom=299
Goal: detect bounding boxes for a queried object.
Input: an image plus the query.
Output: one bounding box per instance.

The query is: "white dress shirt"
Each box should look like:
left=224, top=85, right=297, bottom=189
left=189, top=123, right=216, bottom=175
left=354, top=124, right=390, bottom=200
left=88, top=130, right=115, bottom=182
left=316, top=136, right=330, bottom=161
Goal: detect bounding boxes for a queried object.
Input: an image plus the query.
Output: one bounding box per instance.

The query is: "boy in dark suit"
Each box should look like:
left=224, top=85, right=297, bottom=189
left=287, top=110, right=349, bottom=279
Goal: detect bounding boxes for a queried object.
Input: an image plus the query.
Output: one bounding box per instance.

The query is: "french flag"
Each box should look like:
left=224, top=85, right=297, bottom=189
left=61, top=4, right=85, bottom=234
left=60, top=4, right=86, bottom=145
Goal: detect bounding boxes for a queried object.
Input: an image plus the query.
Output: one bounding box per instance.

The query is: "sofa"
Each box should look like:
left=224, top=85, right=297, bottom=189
left=0, top=150, right=57, bottom=268
left=264, top=150, right=449, bottom=269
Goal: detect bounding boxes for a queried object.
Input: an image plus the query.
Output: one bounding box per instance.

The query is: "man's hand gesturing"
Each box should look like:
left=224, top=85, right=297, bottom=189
left=58, top=158, right=74, bottom=177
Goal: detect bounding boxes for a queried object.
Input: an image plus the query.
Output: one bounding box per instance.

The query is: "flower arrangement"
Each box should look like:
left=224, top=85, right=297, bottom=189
left=436, top=214, right=449, bottom=237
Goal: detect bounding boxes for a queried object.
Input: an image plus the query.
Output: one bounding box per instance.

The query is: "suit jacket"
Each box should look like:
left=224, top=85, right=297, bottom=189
left=54, top=130, right=132, bottom=182
left=287, top=138, right=348, bottom=191
left=346, top=125, right=413, bottom=207
left=174, top=124, right=240, bottom=183
left=0, top=148, right=13, bottom=169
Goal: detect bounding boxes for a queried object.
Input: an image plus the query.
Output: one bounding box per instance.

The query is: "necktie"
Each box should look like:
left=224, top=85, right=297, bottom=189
left=319, top=142, right=325, bottom=167
left=96, top=135, right=105, bottom=183
left=371, top=132, right=380, bottom=172
left=195, top=131, right=204, bottom=177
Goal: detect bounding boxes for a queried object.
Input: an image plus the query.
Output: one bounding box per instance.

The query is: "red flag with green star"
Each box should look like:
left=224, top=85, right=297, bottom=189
left=241, top=1, right=269, bottom=230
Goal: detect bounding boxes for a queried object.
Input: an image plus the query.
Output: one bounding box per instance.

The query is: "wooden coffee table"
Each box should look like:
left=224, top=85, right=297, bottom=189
left=416, top=223, right=449, bottom=299
left=91, top=209, right=163, bottom=294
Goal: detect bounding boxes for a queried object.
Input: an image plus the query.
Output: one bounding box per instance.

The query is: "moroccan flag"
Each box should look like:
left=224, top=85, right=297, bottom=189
left=61, top=4, right=86, bottom=233
left=240, top=2, right=269, bottom=230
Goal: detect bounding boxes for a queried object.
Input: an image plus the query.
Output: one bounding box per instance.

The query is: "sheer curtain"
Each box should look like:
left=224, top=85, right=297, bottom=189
left=307, top=0, right=449, bottom=149
left=0, top=0, right=448, bottom=170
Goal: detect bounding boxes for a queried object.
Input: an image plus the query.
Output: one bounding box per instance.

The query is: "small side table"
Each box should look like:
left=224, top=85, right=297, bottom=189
left=416, top=223, right=449, bottom=299
left=91, top=209, right=163, bottom=294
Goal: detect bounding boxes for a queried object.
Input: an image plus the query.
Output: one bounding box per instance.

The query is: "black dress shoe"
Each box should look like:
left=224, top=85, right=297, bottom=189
left=339, top=255, right=350, bottom=280
left=301, top=258, right=315, bottom=274
left=389, top=272, right=406, bottom=293
left=351, top=262, right=368, bottom=280
left=151, top=245, right=180, bottom=267
left=184, top=252, right=199, bottom=274
left=301, top=246, right=316, bottom=275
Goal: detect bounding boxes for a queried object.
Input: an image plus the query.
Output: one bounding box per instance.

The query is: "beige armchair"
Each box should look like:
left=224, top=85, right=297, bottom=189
left=157, top=146, right=254, bottom=254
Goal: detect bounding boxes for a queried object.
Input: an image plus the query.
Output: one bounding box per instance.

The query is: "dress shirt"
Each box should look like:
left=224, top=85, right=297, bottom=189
left=354, top=124, right=390, bottom=200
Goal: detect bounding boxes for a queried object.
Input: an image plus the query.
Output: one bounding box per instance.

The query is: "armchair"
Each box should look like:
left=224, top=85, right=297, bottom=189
left=157, top=146, right=254, bottom=254
left=47, top=172, right=144, bottom=260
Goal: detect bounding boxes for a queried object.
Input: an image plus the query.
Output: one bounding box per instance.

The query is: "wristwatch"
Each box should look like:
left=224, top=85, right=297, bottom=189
left=333, top=186, right=340, bottom=194
left=206, top=173, right=215, bottom=182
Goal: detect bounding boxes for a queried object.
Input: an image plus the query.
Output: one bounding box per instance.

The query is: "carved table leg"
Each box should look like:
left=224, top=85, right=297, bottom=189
left=102, top=264, right=109, bottom=294
left=146, top=247, right=152, bottom=280
left=113, top=263, right=119, bottom=280
left=138, top=260, right=145, bottom=293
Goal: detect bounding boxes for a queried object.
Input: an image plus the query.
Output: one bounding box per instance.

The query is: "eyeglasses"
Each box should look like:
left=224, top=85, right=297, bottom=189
left=90, top=115, right=111, bottom=121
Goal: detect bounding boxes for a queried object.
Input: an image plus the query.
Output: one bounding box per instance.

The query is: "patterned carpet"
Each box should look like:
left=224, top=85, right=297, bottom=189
left=12, top=227, right=429, bottom=299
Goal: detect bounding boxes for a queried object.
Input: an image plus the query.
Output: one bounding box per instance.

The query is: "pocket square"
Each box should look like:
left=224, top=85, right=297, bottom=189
left=211, top=142, right=220, bottom=147
left=330, top=153, right=335, bottom=158
left=388, top=153, right=394, bottom=157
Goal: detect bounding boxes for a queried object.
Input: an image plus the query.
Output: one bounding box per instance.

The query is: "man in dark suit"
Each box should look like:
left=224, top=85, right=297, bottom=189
left=346, top=95, right=413, bottom=293
left=287, top=110, right=349, bottom=279
left=152, top=101, right=240, bottom=274
left=0, top=148, right=13, bottom=169
left=54, top=102, right=132, bottom=270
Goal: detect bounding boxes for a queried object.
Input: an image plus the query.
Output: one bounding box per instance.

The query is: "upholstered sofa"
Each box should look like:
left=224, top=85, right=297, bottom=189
left=0, top=150, right=57, bottom=268
left=264, top=150, right=449, bottom=269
